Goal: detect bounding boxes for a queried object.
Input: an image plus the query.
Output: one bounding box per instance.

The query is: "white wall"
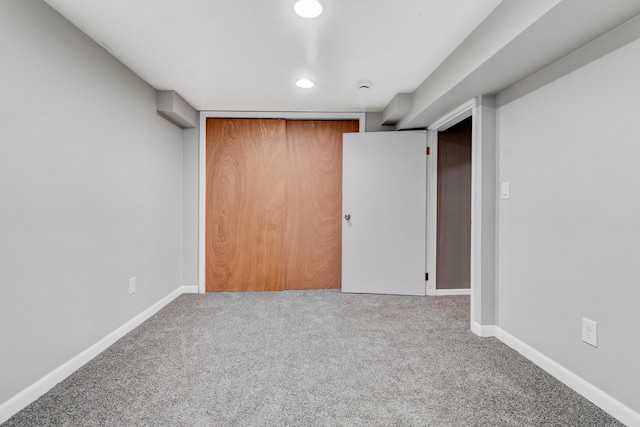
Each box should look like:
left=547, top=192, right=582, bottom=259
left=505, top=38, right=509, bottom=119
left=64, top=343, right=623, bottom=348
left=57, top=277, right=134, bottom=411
left=183, top=126, right=199, bottom=287
left=473, top=98, right=497, bottom=327
left=497, top=36, right=640, bottom=413
left=0, top=0, right=184, bottom=406
left=364, top=112, right=395, bottom=132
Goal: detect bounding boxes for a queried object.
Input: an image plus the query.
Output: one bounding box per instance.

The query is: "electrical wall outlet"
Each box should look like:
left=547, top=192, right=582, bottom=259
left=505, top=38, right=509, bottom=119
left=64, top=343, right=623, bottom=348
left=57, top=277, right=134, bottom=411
left=129, top=277, right=136, bottom=295
left=582, top=318, right=597, bottom=347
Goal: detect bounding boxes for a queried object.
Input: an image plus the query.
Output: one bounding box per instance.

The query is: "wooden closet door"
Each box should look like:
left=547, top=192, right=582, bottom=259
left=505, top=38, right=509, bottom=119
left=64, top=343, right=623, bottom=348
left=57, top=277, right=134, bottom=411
left=285, top=120, right=359, bottom=289
left=436, top=117, right=472, bottom=290
left=206, top=119, right=287, bottom=292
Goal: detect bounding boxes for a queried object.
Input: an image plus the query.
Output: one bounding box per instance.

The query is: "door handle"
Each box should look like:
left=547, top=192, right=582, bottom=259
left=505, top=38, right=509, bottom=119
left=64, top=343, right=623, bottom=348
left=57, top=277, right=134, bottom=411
left=344, top=214, right=351, bottom=221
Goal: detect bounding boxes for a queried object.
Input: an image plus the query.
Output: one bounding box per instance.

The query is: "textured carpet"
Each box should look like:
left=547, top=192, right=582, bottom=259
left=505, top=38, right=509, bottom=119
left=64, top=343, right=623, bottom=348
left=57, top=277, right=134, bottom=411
left=4, top=291, right=622, bottom=426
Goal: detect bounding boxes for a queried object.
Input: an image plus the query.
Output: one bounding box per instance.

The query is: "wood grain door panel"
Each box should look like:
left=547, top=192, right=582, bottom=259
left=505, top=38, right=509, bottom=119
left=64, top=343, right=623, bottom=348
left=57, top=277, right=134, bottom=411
left=284, top=120, right=359, bottom=289
left=206, top=119, right=287, bottom=292
left=436, top=117, right=472, bottom=290
left=206, top=118, right=357, bottom=292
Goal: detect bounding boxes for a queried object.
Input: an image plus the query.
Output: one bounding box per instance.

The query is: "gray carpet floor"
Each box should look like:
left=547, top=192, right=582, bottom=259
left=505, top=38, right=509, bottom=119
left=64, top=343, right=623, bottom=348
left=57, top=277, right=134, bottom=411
left=4, top=291, right=623, bottom=426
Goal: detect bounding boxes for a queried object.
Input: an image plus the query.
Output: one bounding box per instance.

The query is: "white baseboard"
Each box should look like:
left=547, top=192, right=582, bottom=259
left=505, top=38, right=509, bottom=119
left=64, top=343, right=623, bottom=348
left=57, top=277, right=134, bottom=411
left=0, top=285, right=193, bottom=424
left=434, top=288, right=471, bottom=296
left=181, top=285, right=199, bottom=293
left=496, top=328, right=640, bottom=427
left=471, top=322, right=497, bottom=337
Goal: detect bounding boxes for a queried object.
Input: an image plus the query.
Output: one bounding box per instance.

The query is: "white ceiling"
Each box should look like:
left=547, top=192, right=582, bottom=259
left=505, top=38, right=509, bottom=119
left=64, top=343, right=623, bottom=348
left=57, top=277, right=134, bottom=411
left=43, top=0, right=502, bottom=113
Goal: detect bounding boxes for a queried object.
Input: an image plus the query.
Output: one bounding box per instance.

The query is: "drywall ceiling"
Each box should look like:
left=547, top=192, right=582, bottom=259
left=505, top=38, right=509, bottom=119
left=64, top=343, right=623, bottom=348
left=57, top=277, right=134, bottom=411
left=42, top=0, right=502, bottom=112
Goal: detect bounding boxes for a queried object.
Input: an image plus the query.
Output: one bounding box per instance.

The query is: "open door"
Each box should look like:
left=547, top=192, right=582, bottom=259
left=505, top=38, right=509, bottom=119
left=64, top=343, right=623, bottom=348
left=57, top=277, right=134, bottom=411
left=342, top=131, right=427, bottom=295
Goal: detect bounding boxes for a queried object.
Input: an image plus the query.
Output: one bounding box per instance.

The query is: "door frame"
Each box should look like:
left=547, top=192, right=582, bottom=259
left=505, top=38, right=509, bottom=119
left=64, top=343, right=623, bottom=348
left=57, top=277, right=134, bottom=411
left=426, top=101, right=473, bottom=297
left=426, top=97, right=497, bottom=336
left=197, top=111, right=366, bottom=294
left=429, top=115, right=473, bottom=296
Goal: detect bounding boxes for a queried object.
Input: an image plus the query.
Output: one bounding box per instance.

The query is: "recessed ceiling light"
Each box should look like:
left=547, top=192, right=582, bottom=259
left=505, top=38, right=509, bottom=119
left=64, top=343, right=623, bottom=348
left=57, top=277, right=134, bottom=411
left=296, top=79, right=314, bottom=89
left=294, top=0, right=323, bottom=18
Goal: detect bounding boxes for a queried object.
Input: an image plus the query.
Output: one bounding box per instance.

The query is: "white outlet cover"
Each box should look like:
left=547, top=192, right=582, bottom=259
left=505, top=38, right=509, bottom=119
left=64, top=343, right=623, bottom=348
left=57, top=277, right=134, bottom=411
left=129, top=277, right=136, bottom=295
left=582, top=318, right=597, bottom=347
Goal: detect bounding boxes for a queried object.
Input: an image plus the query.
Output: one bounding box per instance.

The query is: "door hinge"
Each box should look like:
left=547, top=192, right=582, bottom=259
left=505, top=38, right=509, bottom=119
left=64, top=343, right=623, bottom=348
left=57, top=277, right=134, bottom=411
left=426, top=146, right=430, bottom=155
left=425, top=273, right=429, bottom=281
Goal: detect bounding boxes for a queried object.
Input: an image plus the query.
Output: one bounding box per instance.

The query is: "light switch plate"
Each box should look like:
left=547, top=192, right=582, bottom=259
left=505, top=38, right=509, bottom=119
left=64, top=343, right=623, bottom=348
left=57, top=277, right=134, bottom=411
left=501, top=182, right=510, bottom=199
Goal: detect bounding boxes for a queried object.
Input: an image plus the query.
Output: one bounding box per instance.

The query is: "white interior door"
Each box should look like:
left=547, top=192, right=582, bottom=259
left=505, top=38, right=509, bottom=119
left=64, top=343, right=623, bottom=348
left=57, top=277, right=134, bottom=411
left=342, top=131, right=426, bottom=295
